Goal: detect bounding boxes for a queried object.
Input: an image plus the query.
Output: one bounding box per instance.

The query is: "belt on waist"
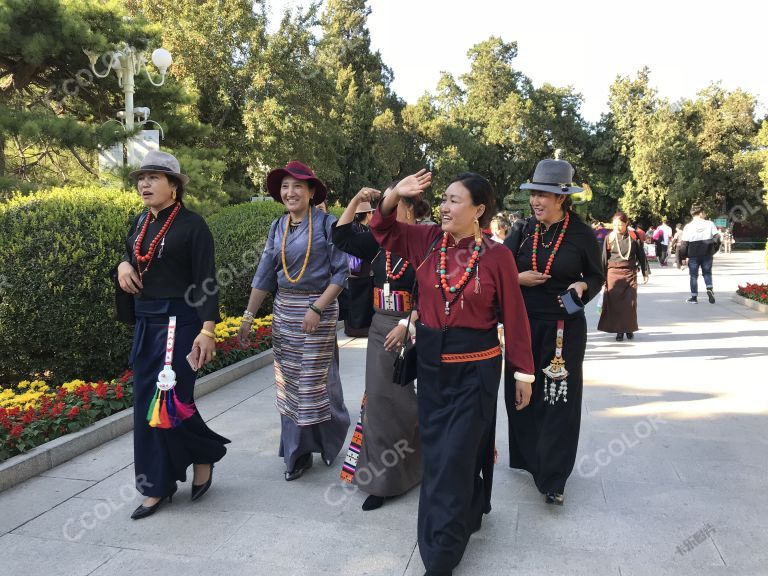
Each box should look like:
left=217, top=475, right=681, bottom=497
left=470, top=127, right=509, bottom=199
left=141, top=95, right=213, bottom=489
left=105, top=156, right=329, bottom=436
left=373, top=287, right=412, bottom=312
left=441, top=345, right=502, bottom=364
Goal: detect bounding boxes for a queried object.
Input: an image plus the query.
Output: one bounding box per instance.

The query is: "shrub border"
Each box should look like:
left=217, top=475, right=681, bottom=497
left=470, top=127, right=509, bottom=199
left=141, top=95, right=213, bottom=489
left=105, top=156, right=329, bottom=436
left=0, top=349, right=274, bottom=493
left=732, top=292, right=768, bottom=314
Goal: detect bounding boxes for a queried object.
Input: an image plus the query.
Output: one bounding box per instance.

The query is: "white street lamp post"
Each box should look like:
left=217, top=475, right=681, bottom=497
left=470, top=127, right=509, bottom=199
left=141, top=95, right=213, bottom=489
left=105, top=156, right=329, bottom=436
left=84, top=44, right=172, bottom=131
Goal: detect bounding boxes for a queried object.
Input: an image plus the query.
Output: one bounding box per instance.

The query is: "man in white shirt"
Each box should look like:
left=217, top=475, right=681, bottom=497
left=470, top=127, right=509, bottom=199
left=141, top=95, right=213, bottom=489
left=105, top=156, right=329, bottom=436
left=654, top=218, right=673, bottom=266
left=677, top=205, right=720, bottom=304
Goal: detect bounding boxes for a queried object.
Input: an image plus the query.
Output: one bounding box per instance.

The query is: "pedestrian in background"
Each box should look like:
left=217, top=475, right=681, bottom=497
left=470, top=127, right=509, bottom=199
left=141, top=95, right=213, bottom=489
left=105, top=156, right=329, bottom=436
left=598, top=211, right=649, bottom=341
left=678, top=204, right=720, bottom=304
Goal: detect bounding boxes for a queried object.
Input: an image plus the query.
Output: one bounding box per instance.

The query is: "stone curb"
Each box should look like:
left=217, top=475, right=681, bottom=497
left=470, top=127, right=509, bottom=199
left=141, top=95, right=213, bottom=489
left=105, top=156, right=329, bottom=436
left=731, top=292, right=768, bottom=314
left=0, top=349, right=274, bottom=493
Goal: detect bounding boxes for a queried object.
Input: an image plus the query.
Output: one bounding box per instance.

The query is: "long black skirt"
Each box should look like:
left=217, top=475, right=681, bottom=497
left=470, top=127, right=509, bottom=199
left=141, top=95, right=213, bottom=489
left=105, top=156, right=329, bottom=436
left=416, top=323, right=501, bottom=573
left=505, top=314, right=586, bottom=494
left=130, top=299, right=229, bottom=497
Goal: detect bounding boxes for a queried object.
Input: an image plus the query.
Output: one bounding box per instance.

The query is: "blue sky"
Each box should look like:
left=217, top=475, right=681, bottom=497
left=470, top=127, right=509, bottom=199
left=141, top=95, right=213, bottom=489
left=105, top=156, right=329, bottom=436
left=268, top=0, right=766, bottom=123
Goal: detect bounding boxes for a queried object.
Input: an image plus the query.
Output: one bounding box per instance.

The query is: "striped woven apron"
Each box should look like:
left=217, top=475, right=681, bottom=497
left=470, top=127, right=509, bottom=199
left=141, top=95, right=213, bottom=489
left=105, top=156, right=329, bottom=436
left=273, top=288, right=338, bottom=426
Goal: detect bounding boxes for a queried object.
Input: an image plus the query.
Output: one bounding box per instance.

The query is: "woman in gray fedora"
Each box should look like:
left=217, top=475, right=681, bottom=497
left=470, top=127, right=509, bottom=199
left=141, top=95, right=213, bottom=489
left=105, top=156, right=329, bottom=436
left=503, top=158, right=604, bottom=505
left=116, top=151, right=229, bottom=519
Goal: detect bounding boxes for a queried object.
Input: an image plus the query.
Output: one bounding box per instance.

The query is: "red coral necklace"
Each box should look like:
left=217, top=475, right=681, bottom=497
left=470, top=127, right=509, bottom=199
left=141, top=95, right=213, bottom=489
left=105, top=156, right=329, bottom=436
left=532, top=211, right=569, bottom=275
left=134, top=202, right=181, bottom=279
left=385, top=251, right=409, bottom=280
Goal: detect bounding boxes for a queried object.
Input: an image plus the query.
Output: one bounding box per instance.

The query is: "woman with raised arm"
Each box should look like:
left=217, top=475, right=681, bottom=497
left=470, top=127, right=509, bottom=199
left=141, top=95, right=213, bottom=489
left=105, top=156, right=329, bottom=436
left=238, top=161, right=350, bottom=481
left=368, top=170, right=535, bottom=576
left=332, top=183, right=431, bottom=511
left=503, top=159, right=604, bottom=506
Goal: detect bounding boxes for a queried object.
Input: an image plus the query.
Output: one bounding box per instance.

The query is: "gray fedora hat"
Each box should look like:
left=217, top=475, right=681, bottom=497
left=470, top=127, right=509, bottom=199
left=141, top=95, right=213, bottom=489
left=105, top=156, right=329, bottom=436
left=128, top=150, right=189, bottom=186
left=520, top=159, right=582, bottom=195
left=355, top=201, right=374, bottom=213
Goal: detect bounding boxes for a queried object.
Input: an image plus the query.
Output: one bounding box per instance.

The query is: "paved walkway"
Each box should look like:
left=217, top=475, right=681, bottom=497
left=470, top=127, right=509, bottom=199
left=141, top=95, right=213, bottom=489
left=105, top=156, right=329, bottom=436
left=1, top=251, right=766, bottom=576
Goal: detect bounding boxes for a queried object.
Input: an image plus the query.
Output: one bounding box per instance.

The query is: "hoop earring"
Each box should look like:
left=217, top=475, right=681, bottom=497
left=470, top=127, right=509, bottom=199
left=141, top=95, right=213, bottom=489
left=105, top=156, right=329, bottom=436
left=474, top=218, right=481, bottom=242
left=172, top=190, right=177, bottom=201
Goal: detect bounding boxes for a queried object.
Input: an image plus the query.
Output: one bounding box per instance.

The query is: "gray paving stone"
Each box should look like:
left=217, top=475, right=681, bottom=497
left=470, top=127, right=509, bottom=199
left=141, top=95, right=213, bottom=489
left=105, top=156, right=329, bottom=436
left=0, top=533, right=120, bottom=576
left=12, top=497, right=253, bottom=555
left=40, top=434, right=133, bottom=481
left=210, top=512, right=414, bottom=574
left=0, top=475, right=93, bottom=535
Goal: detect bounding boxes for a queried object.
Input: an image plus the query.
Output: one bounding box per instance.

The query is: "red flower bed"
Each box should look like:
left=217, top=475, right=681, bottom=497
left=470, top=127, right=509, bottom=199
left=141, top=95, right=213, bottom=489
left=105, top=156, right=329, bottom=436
left=737, top=283, right=768, bottom=305
left=1, top=323, right=272, bottom=462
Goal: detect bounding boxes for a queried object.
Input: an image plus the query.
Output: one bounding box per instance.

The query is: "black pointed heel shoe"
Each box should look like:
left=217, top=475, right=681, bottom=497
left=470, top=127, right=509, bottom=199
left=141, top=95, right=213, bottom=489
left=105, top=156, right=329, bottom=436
left=191, top=463, right=214, bottom=502
left=284, top=453, right=313, bottom=481
left=131, top=485, right=176, bottom=520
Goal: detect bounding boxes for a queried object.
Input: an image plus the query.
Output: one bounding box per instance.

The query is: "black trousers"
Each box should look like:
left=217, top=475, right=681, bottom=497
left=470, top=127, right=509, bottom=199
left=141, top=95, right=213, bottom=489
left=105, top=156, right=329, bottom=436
left=416, top=324, right=501, bottom=573
left=506, top=314, right=586, bottom=494
left=130, top=299, right=229, bottom=497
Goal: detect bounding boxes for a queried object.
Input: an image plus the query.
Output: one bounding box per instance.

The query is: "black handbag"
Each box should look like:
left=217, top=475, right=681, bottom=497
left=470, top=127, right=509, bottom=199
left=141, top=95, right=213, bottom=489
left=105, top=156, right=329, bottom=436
left=111, top=265, right=135, bottom=325
left=392, top=316, right=417, bottom=386
left=392, top=235, right=441, bottom=386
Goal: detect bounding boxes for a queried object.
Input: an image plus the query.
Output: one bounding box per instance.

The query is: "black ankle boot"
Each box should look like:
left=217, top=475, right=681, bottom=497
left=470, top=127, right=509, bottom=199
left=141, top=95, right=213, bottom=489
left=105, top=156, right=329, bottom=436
left=362, top=495, right=385, bottom=511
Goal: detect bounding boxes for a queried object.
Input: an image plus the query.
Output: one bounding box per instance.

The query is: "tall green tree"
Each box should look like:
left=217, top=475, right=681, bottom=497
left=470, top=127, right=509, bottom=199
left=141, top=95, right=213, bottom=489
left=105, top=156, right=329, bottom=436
left=0, top=0, right=208, bottom=197
left=315, top=0, right=407, bottom=201
left=242, top=3, right=341, bottom=191
left=125, top=0, right=268, bottom=204
left=0, top=0, right=149, bottom=189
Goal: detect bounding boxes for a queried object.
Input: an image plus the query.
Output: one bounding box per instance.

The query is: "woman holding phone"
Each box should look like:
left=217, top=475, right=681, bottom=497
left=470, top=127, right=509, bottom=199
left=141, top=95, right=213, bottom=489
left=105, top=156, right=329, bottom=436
left=116, top=151, right=229, bottom=520
left=503, top=159, right=603, bottom=505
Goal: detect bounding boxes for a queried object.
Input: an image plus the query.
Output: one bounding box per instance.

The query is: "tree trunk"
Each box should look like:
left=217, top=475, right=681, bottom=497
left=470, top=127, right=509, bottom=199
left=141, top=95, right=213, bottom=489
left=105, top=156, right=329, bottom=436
left=0, top=132, right=5, bottom=178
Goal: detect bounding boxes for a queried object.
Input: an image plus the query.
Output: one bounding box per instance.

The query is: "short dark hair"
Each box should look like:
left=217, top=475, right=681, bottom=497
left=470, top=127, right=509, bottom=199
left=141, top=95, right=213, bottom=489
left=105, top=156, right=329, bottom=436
left=690, top=204, right=704, bottom=216
left=448, top=172, right=496, bottom=227
left=385, top=179, right=431, bottom=220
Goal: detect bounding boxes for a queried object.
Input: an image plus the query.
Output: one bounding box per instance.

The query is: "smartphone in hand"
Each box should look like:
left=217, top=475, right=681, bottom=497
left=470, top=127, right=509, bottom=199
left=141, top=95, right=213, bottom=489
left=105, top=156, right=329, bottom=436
left=186, top=346, right=201, bottom=371
left=559, top=288, right=584, bottom=315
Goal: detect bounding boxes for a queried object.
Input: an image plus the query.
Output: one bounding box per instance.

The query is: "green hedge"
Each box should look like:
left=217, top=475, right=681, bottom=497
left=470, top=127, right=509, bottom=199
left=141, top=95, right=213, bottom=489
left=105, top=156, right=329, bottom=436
left=0, top=187, right=142, bottom=385
left=207, top=201, right=287, bottom=317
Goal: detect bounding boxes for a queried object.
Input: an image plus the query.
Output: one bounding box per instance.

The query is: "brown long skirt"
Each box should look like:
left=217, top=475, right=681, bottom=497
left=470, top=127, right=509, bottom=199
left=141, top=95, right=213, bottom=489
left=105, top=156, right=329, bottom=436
left=598, top=264, right=639, bottom=333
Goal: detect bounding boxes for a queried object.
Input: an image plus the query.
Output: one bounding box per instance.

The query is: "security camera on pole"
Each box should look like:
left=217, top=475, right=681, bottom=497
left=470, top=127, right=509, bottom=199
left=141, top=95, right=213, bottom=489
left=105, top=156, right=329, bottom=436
left=84, top=44, right=172, bottom=170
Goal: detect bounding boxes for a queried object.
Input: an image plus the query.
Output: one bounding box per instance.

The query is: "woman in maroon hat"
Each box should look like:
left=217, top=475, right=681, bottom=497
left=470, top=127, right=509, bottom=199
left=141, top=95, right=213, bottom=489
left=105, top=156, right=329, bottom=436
left=238, top=161, right=351, bottom=481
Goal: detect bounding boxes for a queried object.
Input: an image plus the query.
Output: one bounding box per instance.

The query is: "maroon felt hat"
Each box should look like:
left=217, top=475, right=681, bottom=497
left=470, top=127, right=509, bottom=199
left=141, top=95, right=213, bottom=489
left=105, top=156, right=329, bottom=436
left=266, top=161, right=328, bottom=205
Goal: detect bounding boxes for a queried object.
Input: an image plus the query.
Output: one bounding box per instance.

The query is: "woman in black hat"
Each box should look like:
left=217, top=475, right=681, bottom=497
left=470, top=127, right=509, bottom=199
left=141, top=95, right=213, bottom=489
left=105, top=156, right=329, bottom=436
left=238, top=161, right=350, bottom=481
left=116, top=150, right=230, bottom=519
left=504, top=159, right=604, bottom=505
